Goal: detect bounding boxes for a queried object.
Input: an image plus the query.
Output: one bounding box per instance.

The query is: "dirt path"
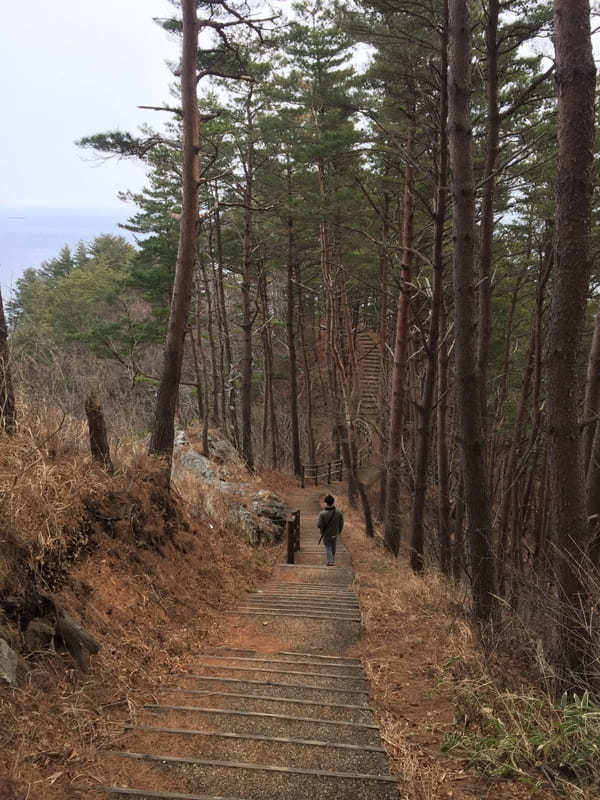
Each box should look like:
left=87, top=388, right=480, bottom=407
left=88, top=482, right=399, bottom=799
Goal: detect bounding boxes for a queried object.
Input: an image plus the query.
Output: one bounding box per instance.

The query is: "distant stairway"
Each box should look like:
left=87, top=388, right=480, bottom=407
left=355, top=330, right=380, bottom=419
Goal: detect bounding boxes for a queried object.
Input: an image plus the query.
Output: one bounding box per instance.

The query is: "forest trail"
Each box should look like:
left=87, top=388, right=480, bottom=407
left=91, top=485, right=399, bottom=800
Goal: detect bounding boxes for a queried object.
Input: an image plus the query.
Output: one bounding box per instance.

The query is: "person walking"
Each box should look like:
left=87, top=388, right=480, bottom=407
left=317, top=494, right=344, bottom=566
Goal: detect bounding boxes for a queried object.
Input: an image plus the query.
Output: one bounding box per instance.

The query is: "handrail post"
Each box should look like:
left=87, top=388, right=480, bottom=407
left=287, top=516, right=295, bottom=564
left=301, top=464, right=305, bottom=489
left=294, top=509, right=300, bottom=552
left=314, top=466, right=318, bottom=487
left=327, top=462, right=331, bottom=484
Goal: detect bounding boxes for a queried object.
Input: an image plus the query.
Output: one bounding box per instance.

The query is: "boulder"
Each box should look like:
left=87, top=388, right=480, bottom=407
left=0, top=638, right=18, bottom=687
left=208, top=434, right=243, bottom=466
left=24, top=618, right=55, bottom=652
left=174, top=426, right=189, bottom=447
left=230, top=504, right=284, bottom=546
left=177, top=450, right=214, bottom=480
left=251, top=489, right=288, bottom=533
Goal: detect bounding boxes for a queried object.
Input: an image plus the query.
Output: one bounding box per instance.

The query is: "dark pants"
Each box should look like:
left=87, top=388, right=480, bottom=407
left=324, top=535, right=337, bottom=565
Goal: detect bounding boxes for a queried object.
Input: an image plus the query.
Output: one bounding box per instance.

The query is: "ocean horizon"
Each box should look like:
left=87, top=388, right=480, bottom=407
left=0, top=204, right=137, bottom=297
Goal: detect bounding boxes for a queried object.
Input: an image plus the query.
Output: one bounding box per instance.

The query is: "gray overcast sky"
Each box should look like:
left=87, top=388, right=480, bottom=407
left=2, top=0, right=182, bottom=210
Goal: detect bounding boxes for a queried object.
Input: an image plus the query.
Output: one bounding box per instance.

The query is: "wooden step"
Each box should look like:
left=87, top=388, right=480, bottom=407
left=102, top=750, right=399, bottom=800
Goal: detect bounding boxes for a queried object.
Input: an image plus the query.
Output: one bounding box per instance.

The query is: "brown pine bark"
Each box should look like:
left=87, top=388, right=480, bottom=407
left=477, top=0, right=500, bottom=430
left=286, top=176, right=301, bottom=475
left=149, top=0, right=199, bottom=467
left=546, top=0, right=596, bottom=682
left=410, top=4, right=449, bottom=574
left=198, top=250, right=219, bottom=425
left=448, top=0, right=497, bottom=621
left=213, top=187, right=239, bottom=444
left=384, top=107, right=416, bottom=556
left=377, top=194, right=391, bottom=513
left=240, top=88, right=256, bottom=470
left=497, top=330, right=535, bottom=593
left=438, top=295, right=451, bottom=576
left=583, top=310, right=600, bottom=475
left=586, top=420, right=600, bottom=566
left=297, top=262, right=316, bottom=465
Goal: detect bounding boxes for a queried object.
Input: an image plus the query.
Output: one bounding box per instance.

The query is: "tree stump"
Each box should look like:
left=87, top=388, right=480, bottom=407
left=85, top=393, right=113, bottom=473
left=55, top=612, right=100, bottom=673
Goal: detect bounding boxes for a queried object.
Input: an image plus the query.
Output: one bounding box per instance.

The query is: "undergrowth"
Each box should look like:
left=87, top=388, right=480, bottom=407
left=441, top=674, right=600, bottom=794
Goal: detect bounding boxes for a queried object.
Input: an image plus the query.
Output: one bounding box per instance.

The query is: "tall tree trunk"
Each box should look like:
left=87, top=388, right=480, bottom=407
left=213, top=186, right=238, bottom=443
left=149, top=0, right=199, bottom=467
left=199, top=250, right=219, bottom=425
left=188, top=299, right=204, bottom=423
left=546, top=0, right=596, bottom=682
left=448, top=0, right=497, bottom=621
left=377, top=196, right=391, bottom=514
left=477, top=0, right=500, bottom=431
left=583, top=310, right=600, bottom=474
left=410, top=5, right=449, bottom=574
left=286, top=175, right=301, bottom=475
left=437, top=294, right=451, bottom=576
left=297, top=263, right=316, bottom=464
left=497, top=329, right=535, bottom=593
left=452, top=475, right=465, bottom=583
left=384, top=107, right=416, bottom=556
left=0, top=289, right=15, bottom=434
left=240, top=89, right=255, bottom=470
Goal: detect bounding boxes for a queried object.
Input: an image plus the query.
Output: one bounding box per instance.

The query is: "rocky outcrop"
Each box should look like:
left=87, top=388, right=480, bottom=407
left=173, top=430, right=288, bottom=546
left=0, top=638, right=18, bottom=687
left=231, top=490, right=288, bottom=546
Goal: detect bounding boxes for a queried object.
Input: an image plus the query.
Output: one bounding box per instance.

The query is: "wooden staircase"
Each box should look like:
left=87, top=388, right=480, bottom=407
left=356, top=330, right=380, bottom=419
left=91, top=506, right=399, bottom=800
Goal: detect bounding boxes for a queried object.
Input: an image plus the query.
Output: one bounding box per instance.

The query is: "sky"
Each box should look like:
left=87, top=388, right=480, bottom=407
left=1, top=0, right=182, bottom=211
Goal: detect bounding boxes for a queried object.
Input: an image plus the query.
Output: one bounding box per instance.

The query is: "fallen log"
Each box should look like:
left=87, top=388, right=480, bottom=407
left=55, top=611, right=100, bottom=673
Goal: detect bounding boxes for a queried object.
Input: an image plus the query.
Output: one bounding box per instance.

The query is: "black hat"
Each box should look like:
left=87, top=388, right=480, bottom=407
left=324, top=494, right=335, bottom=506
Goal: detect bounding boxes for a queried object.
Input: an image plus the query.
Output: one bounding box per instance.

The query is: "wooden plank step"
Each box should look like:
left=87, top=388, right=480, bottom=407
left=242, top=596, right=359, bottom=604
left=114, top=751, right=396, bottom=783
left=248, top=594, right=358, bottom=604
left=179, top=675, right=369, bottom=696
left=241, top=605, right=359, bottom=614
left=144, top=705, right=377, bottom=730
left=256, top=589, right=356, bottom=597
left=98, top=788, right=242, bottom=800
left=234, top=610, right=359, bottom=621
left=124, top=725, right=385, bottom=753
left=197, top=656, right=362, bottom=671
left=236, top=604, right=359, bottom=615
left=189, top=665, right=366, bottom=681
left=266, top=583, right=355, bottom=590
left=278, top=652, right=360, bottom=663
left=227, top=610, right=360, bottom=621
left=276, top=564, right=351, bottom=570
left=160, top=690, right=372, bottom=712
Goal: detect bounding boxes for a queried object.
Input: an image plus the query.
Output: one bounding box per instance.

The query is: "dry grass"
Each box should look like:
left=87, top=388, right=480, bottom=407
left=327, top=499, right=555, bottom=800
left=0, top=410, right=283, bottom=800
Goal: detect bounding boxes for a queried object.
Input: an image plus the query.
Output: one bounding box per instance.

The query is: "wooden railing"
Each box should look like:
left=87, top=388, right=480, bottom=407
left=300, top=444, right=372, bottom=488
left=286, top=510, right=301, bottom=564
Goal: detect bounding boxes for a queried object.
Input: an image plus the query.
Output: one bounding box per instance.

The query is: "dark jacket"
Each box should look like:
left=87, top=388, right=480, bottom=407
left=317, top=506, right=344, bottom=540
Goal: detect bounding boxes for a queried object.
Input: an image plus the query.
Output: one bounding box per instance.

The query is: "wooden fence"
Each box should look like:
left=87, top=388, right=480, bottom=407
left=300, top=444, right=372, bottom=488
left=286, top=510, right=301, bottom=564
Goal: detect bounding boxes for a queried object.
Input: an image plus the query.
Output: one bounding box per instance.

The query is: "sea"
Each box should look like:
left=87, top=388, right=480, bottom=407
left=0, top=205, right=137, bottom=298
